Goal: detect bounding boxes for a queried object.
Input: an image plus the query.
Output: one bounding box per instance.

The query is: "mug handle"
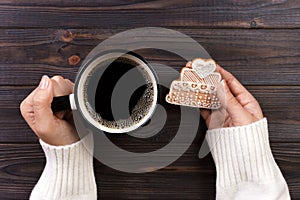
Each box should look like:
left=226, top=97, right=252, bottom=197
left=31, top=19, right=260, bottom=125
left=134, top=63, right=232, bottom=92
left=51, top=94, right=76, bottom=112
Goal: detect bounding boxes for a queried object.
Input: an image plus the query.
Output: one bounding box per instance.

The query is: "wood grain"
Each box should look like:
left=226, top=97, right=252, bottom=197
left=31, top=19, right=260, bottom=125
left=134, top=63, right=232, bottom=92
left=0, top=142, right=299, bottom=199
left=0, top=86, right=299, bottom=143
left=0, top=1, right=299, bottom=199
left=0, top=29, right=299, bottom=86
left=0, top=0, right=299, bottom=28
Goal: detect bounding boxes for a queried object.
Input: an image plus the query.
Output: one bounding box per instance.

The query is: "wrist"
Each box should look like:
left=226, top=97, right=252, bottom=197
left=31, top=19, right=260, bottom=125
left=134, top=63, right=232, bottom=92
left=37, top=125, right=79, bottom=146
left=31, top=133, right=96, bottom=199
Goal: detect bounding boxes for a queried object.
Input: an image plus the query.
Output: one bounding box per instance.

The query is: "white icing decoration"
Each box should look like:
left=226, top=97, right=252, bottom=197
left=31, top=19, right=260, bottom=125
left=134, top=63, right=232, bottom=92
left=166, top=59, right=221, bottom=109
left=192, top=59, right=216, bottom=78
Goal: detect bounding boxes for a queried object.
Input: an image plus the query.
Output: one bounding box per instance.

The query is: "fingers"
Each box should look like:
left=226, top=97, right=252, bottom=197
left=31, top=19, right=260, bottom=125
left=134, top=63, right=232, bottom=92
left=200, top=109, right=211, bottom=122
left=20, top=87, right=38, bottom=116
left=32, top=76, right=56, bottom=133
left=217, top=80, right=252, bottom=125
left=51, top=76, right=74, bottom=96
left=208, top=107, right=227, bottom=129
left=20, top=75, right=74, bottom=131
left=216, top=65, right=264, bottom=120
left=216, top=65, right=252, bottom=98
left=186, top=61, right=192, bottom=68
left=200, top=109, right=211, bottom=128
left=50, top=76, right=74, bottom=119
left=20, top=76, right=53, bottom=132
left=20, top=75, right=79, bottom=145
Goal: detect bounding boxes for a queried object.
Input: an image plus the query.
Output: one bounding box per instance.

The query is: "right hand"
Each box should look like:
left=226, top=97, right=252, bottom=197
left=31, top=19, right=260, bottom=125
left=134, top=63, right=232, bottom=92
left=20, top=75, right=80, bottom=146
left=201, top=65, right=264, bottom=129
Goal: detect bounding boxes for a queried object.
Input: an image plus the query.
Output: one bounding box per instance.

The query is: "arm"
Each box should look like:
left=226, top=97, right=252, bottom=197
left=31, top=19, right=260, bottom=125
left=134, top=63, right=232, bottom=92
left=201, top=66, right=290, bottom=200
left=20, top=75, right=97, bottom=200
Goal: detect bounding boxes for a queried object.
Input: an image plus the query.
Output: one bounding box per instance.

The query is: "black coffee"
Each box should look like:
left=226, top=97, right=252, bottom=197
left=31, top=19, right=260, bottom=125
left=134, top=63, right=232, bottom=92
left=95, top=60, right=148, bottom=121
left=83, top=55, right=155, bottom=130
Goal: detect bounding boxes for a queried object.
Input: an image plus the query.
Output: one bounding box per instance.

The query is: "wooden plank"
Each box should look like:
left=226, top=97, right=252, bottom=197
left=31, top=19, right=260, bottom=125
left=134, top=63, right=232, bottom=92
left=0, top=0, right=299, bottom=28
left=0, top=1, right=298, bottom=200
left=0, top=86, right=299, bottom=143
left=0, top=142, right=299, bottom=199
left=0, top=29, right=299, bottom=86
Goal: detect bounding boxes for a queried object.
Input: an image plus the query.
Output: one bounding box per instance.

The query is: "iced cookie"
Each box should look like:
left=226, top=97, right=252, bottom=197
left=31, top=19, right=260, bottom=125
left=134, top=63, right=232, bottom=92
left=166, top=58, right=221, bottom=109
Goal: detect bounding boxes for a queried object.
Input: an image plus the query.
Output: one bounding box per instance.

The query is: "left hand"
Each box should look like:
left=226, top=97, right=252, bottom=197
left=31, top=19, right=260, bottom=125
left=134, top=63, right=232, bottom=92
left=20, top=75, right=80, bottom=146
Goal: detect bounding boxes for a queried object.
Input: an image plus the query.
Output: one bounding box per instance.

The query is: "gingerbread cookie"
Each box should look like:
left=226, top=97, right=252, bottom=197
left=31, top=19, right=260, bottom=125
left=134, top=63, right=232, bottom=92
left=165, top=58, right=221, bottom=109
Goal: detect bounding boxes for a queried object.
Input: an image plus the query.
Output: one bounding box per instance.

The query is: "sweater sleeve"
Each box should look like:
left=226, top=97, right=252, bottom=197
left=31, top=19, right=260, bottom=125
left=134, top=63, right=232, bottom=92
left=30, top=133, right=97, bottom=200
left=206, top=118, right=290, bottom=200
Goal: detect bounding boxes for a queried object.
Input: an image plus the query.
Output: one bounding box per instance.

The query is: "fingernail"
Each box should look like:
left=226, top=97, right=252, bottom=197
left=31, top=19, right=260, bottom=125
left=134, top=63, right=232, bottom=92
left=39, top=75, right=49, bottom=89
left=221, top=80, right=227, bottom=90
left=221, top=79, right=226, bottom=86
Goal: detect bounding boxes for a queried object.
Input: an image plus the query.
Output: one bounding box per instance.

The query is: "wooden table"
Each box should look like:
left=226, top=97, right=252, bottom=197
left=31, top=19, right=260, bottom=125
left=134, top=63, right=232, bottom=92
left=0, top=1, right=299, bottom=199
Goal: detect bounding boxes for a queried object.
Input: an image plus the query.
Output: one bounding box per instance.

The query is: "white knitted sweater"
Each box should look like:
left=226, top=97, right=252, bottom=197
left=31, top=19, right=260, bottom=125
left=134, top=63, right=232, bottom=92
left=30, top=118, right=290, bottom=199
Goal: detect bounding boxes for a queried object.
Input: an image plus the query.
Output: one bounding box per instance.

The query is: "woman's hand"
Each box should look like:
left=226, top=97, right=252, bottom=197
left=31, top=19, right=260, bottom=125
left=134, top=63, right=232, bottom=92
left=20, top=75, right=79, bottom=146
left=201, top=65, right=264, bottom=129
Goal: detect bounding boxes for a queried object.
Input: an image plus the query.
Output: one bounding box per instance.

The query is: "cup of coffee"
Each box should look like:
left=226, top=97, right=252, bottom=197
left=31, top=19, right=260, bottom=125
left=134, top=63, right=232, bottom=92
left=51, top=51, right=158, bottom=133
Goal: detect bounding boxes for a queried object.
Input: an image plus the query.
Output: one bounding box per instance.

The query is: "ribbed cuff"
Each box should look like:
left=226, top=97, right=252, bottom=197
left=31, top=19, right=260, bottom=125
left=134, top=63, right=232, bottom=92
left=30, top=134, right=97, bottom=200
left=206, top=118, right=282, bottom=188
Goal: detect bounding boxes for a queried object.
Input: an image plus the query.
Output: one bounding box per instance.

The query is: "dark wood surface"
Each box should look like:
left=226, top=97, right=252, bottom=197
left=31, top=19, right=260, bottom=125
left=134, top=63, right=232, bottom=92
left=0, top=0, right=299, bottom=28
left=0, top=29, right=299, bottom=86
left=0, top=0, right=299, bottom=199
